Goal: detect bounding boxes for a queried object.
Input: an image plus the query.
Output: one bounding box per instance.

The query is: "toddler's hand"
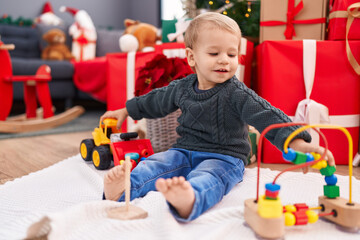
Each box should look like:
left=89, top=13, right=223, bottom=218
left=100, top=108, right=129, bottom=130
left=288, top=138, right=335, bottom=174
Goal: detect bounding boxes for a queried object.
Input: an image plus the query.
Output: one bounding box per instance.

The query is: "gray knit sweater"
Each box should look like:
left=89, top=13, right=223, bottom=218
left=126, top=74, right=311, bottom=165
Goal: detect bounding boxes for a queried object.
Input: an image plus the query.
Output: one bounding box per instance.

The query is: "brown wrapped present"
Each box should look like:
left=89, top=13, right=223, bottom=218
left=260, top=0, right=327, bottom=43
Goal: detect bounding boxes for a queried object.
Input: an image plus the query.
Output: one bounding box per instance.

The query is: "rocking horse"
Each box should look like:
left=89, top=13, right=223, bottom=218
left=0, top=41, right=84, bottom=133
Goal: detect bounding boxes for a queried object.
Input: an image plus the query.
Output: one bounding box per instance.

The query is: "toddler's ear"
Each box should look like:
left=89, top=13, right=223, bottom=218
left=185, top=47, right=195, bottom=68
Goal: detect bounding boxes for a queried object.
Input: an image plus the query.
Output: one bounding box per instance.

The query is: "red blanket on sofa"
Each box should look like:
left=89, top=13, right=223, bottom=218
left=73, top=57, right=107, bottom=102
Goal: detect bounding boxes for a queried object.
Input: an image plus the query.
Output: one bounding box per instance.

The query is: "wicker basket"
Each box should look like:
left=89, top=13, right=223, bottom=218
left=146, top=109, right=181, bottom=153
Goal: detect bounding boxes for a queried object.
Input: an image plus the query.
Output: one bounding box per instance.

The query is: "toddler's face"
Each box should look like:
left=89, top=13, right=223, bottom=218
left=186, top=27, right=240, bottom=90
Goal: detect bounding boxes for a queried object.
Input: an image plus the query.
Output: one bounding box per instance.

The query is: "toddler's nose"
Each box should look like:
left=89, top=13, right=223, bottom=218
left=218, top=54, right=229, bottom=64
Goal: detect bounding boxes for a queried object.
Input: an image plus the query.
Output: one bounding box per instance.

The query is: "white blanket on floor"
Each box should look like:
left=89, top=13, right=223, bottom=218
left=0, top=154, right=359, bottom=240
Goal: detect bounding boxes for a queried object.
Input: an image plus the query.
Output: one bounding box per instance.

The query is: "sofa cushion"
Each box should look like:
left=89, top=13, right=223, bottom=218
left=96, top=29, right=123, bottom=57
left=0, top=24, right=40, bottom=58
left=13, top=81, right=76, bottom=101
left=11, top=58, right=74, bottom=80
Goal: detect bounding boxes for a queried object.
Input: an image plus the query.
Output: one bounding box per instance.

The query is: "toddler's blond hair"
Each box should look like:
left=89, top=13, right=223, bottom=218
left=184, top=12, right=242, bottom=49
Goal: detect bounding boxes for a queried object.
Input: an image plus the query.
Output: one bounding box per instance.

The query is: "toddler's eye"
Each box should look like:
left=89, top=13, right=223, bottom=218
left=228, top=54, right=236, bottom=57
left=209, top=53, right=218, bottom=56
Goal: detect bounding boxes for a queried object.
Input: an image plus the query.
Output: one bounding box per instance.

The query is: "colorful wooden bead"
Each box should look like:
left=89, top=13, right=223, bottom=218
left=325, top=174, right=338, bottom=185
left=293, top=210, right=308, bottom=225
left=294, top=203, right=308, bottom=211
left=323, top=185, right=340, bottom=198
left=305, top=153, right=314, bottom=162
left=305, top=210, right=318, bottom=223
left=265, top=189, right=279, bottom=199
left=284, top=204, right=297, bottom=213
left=320, top=165, right=336, bottom=176
left=265, top=183, right=281, bottom=192
left=310, top=152, right=321, bottom=160
left=284, top=212, right=296, bottom=226
left=292, top=151, right=307, bottom=165
left=311, top=160, right=327, bottom=170
left=282, top=148, right=296, bottom=161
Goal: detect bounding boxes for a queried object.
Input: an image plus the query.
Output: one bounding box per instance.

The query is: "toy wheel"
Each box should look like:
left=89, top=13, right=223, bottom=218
left=120, top=132, right=138, bottom=141
left=92, top=145, right=112, bottom=170
left=80, top=139, right=95, bottom=161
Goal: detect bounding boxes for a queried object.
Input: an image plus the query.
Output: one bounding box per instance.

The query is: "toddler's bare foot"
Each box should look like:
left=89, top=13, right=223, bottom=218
left=155, top=176, right=195, bottom=219
left=103, top=163, right=127, bottom=201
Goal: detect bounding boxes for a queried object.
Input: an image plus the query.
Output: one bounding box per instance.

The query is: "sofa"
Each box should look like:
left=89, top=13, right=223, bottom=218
left=0, top=24, right=123, bottom=108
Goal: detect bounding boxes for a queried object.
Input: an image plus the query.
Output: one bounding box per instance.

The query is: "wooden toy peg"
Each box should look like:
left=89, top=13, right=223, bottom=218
left=107, top=156, right=148, bottom=220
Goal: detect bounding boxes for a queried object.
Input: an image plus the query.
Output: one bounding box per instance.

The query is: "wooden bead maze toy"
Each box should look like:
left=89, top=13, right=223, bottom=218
left=244, top=123, right=360, bottom=239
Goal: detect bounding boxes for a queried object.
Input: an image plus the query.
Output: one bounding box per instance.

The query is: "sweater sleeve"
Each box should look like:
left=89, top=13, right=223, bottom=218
left=126, top=79, right=180, bottom=120
left=231, top=81, right=311, bottom=150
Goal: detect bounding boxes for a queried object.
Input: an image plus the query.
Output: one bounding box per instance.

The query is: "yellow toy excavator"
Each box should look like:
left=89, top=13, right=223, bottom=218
left=80, top=118, right=120, bottom=170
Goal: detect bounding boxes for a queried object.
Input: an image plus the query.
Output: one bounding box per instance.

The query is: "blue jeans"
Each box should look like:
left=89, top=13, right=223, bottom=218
left=117, top=148, right=245, bottom=222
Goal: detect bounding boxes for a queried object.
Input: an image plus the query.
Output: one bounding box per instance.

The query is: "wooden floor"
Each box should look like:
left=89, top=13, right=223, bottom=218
left=0, top=131, right=359, bottom=185
left=0, top=131, right=93, bottom=184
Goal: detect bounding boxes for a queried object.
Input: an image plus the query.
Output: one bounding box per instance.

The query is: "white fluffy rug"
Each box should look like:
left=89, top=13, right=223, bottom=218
left=0, top=154, right=359, bottom=240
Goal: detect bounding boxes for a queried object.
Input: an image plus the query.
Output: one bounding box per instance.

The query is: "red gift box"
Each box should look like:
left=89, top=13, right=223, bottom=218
left=328, top=0, right=360, bottom=41
left=107, top=51, right=156, bottom=132
left=254, top=40, right=360, bottom=165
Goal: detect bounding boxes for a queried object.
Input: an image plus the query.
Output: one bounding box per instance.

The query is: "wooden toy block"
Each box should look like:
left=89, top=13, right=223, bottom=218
left=244, top=198, right=285, bottom=239
left=320, top=165, right=336, bottom=176
left=292, top=151, right=307, bottom=165
left=323, top=185, right=340, bottom=198
left=258, top=195, right=283, bottom=218
left=318, top=196, right=360, bottom=229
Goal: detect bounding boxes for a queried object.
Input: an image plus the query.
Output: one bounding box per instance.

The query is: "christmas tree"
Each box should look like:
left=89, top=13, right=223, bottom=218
left=183, top=0, right=260, bottom=39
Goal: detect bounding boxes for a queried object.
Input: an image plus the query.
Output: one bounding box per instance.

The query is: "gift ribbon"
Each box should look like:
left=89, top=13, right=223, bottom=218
left=163, top=48, right=186, bottom=59
left=72, top=30, right=96, bottom=61
left=294, top=40, right=330, bottom=145
left=167, top=18, right=191, bottom=43
left=235, top=37, right=247, bottom=82
left=126, top=51, right=137, bottom=131
left=260, top=0, right=326, bottom=39
left=293, top=40, right=360, bottom=145
left=329, top=3, right=360, bottom=75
